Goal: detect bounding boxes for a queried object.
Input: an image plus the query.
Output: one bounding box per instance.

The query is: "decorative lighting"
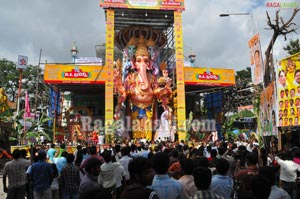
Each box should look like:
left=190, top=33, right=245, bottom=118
left=145, top=11, right=148, bottom=17
left=188, top=54, right=196, bottom=66
left=165, top=14, right=168, bottom=18
left=121, top=12, right=124, bottom=17
left=70, top=41, right=78, bottom=64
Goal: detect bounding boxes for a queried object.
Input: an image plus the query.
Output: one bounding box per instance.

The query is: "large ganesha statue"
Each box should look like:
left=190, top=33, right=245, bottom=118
left=113, top=26, right=174, bottom=141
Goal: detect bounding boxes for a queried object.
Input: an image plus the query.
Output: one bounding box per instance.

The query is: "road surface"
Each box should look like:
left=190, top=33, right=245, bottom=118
left=0, top=175, right=6, bottom=198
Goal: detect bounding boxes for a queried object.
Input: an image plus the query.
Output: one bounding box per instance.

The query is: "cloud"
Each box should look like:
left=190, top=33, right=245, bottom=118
left=0, top=0, right=299, bottom=72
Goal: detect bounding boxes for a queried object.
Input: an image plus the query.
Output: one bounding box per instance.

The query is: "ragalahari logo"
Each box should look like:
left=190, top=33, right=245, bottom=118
left=266, top=1, right=299, bottom=8
left=62, top=69, right=91, bottom=78
left=196, top=70, right=220, bottom=81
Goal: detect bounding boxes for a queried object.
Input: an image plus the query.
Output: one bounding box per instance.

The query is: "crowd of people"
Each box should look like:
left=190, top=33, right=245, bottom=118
left=2, top=138, right=300, bottom=199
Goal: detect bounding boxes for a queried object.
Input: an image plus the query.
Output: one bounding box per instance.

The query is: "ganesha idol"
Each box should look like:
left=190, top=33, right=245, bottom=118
left=113, top=27, right=173, bottom=140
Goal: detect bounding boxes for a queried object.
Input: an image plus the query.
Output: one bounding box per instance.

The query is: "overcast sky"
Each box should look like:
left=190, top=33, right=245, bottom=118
left=0, top=0, right=299, bottom=71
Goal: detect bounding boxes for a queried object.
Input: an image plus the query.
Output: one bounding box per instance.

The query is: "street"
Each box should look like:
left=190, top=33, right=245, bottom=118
left=0, top=175, right=5, bottom=198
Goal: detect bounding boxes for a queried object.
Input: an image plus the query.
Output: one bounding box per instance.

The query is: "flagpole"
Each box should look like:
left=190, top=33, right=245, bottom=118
left=16, top=69, right=23, bottom=116
left=23, top=91, right=27, bottom=145
left=34, top=49, right=42, bottom=115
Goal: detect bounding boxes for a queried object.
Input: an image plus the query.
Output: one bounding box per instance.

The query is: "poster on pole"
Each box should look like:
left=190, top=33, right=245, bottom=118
left=248, top=34, right=264, bottom=85
left=259, top=82, right=277, bottom=136
left=17, top=55, right=28, bottom=69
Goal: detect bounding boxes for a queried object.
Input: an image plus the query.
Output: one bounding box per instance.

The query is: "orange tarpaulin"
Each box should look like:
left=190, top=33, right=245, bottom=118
left=0, top=150, right=12, bottom=159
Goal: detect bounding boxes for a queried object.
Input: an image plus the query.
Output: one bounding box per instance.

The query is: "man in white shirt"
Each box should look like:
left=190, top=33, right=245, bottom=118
left=275, top=152, right=300, bottom=199
left=118, top=146, right=132, bottom=184
left=178, top=159, right=197, bottom=199
left=98, top=150, right=120, bottom=198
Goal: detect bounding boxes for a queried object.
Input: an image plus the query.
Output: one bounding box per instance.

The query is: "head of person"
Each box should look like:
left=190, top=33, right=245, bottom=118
left=102, top=150, right=112, bottom=163
left=285, top=89, right=289, bottom=97
left=280, top=90, right=284, bottom=98
left=245, top=152, right=258, bottom=166
left=12, top=149, right=21, bottom=159
left=251, top=175, right=271, bottom=199
left=254, top=50, right=261, bottom=68
left=51, top=143, right=55, bottom=148
left=278, top=70, right=286, bottom=86
left=85, top=158, right=102, bottom=176
left=279, top=118, right=283, bottom=125
left=259, top=166, right=276, bottom=186
left=181, top=158, right=194, bottom=175
left=121, top=146, right=130, bottom=156
left=66, top=153, right=75, bottom=164
left=152, top=152, right=170, bottom=174
left=38, top=150, right=47, bottom=161
left=291, top=88, right=295, bottom=97
left=76, top=145, right=82, bottom=151
left=279, top=110, right=283, bottom=117
left=193, top=167, right=212, bottom=190
left=61, top=151, right=69, bottom=159
left=295, top=69, right=300, bottom=84
left=193, top=156, right=209, bottom=168
left=89, top=145, right=97, bottom=155
left=20, top=149, right=28, bottom=159
left=60, top=143, right=65, bottom=149
left=216, top=158, right=230, bottom=176
left=128, top=157, right=155, bottom=186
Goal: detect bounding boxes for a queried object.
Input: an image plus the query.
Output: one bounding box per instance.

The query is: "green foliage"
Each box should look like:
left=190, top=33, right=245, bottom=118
left=0, top=58, right=49, bottom=110
left=283, top=39, right=300, bottom=55
left=25, top=112, right=53, bottom=143
left=238, top=110, right=255, bottom=118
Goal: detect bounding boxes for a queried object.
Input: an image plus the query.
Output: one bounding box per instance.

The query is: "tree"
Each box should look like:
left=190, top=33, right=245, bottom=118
left=283, top=38, right=300, bottom=55
left=223, top=67, right=254, bottom=115
left=0, top=58, right=51, bottom=147
left=264, top=8, right=300, bottom=86
left=0, top=58, right=49, bottom=113
left=221, top=67, right=262, bottom=136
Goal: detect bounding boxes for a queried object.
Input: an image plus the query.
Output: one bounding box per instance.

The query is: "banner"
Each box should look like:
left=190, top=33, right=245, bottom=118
left=248, top=34, right=264, bottom=85
left=44, top=65, right=106, bottom=84
left=276, top=52, right=300, bottom=127
left=260, top=82, right=277, bottom=136
left=184, top=67, right=235, bottom=86
left=100, top=0, right=185, bottom=11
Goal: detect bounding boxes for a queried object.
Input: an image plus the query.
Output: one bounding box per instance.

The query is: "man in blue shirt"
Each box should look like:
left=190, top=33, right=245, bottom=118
left=150, top=152, right=183, bottom=199
left=47, top=143, right=56, bottom=163
left=210, top=158, right=233, bottom=199
left=29, top=150, right=54, bottom=199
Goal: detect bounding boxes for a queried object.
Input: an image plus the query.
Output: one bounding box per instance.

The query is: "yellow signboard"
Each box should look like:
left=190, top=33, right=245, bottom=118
left=276, top=52, right=300, bottom=127
left=100, top=0, right=185, bottom=11
left=44, top=64, right=106, bottom=84
left=184, top=67, right=236, bottom=86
